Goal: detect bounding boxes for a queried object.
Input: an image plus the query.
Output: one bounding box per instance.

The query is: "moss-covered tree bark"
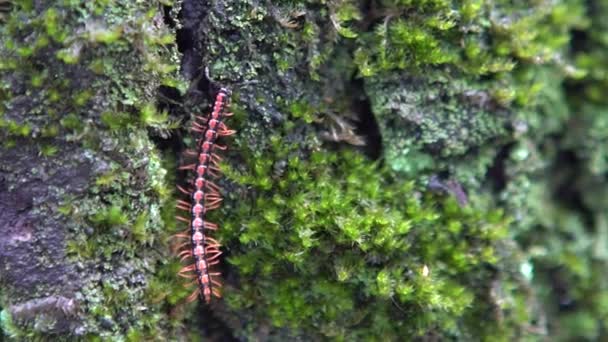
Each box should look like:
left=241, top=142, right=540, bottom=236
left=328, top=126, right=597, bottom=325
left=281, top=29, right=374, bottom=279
left=0, top=1, right=180, bottom=339
left=1, top=0, right=607, bottom=340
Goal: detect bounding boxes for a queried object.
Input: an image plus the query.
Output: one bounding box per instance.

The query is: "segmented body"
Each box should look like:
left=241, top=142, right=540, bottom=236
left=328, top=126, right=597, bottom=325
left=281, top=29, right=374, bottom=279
left=175, top=88, right=234, bottom=303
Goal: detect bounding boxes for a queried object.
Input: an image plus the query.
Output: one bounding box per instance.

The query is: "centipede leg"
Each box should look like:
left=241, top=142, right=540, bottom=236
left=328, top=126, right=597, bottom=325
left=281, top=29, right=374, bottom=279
left=186, top=289, right=200, bottom=303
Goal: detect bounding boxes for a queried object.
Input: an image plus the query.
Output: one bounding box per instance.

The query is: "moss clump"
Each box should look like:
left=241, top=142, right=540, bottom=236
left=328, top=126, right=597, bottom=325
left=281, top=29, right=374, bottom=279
left=354, top=0, right=585, bottom=180
left=500, top=1, right=608, bottom=340
left=215, top=121, right=521, bottom=339
left=353, top=1, right=584, bottom=76
left=367, top=73, right=508, bottom=176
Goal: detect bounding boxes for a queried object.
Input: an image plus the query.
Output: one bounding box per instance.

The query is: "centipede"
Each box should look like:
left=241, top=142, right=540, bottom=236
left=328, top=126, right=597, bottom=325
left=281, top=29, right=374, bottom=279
left=174, top=87, right=235, bottom=303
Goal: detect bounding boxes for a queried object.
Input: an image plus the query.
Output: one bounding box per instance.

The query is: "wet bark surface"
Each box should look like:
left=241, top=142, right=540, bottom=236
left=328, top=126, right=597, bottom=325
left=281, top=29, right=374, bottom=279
left=0, top=143, right=91, bottom=334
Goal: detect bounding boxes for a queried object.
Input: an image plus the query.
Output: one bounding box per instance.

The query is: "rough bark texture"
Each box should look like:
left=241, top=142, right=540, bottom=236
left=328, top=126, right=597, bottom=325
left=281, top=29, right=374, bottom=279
left=0, top=144, right=90, bottom=335
left=2, top=0, right=608, bottom=341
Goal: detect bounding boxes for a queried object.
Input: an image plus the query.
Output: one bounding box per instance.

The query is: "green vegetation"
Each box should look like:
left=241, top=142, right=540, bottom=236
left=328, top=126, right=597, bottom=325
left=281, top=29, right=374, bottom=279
left=219, top=127, right=518, bottom=339
left=0, top=0, right=183, bottom=340
left=1, top=0, right=607, bottom=340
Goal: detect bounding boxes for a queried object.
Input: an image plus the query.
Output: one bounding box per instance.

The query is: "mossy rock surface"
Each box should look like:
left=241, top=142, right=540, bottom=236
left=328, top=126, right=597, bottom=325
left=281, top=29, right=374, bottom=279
left=1, top=0, right=608, bottom=341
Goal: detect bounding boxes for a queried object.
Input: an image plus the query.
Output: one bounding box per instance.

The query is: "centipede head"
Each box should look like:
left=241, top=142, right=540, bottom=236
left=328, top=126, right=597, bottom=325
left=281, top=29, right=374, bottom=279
left=219, top=87, right=232, bottom=97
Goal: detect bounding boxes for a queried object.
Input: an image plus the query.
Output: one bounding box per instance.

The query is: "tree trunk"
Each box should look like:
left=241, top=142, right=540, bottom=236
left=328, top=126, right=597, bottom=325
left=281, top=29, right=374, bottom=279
left=1, top=0, right=607, bottom=340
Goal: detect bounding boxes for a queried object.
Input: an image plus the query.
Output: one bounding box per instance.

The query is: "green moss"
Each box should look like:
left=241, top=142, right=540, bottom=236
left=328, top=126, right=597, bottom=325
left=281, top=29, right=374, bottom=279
left=87, top=26, right=123, bottom=44
left=217, top=120, right=518, bottom=338
left=0, top=310, right=19, bottom=339
left=352, top=0, right=585, bottom=77
left=59, top=113, right=83, bottom=132
left=289, top=101, right=317, bottom=124
left=367, top=73, right=508, bottom=176
left=491, top=1, right=608, bottom=340
left=55, top=48, right=80, bottom=64
left=0, top=119, right=32, bottom=137
left=100, top=111, right=132, bottom=131
left=1, top=0, right=607, bottom=339
left=0, top=0, right=184, bottom=339
left=39, top=143, right=59, bottom=157
left=139, top=103, right=169, bottom=128
left=348, top=0, right=584, bottom=182
left=90, top=205, right=129, bottom=229
left=187, top=1, right=555, bottom=338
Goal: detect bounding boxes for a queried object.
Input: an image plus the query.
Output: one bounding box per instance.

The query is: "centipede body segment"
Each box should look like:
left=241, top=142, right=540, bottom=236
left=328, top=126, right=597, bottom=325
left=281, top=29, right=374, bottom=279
left=174, top=88, right=234, bottom=303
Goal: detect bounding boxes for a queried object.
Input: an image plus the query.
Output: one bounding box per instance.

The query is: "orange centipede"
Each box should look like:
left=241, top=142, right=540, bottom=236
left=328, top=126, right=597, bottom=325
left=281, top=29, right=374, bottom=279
left=174, top=87, right=235, bottom=303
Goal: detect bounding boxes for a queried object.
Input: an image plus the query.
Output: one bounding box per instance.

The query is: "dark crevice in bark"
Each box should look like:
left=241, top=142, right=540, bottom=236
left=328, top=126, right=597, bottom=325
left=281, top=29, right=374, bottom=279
left=157, top=2, right=238, bottom=340
left=551, top=149, right=595, bottom=228
left=351, top=78, right=383, bottom=160
left=485, top=143, right=514, bottom=193
left=176, top=0, right=208, bottom=88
